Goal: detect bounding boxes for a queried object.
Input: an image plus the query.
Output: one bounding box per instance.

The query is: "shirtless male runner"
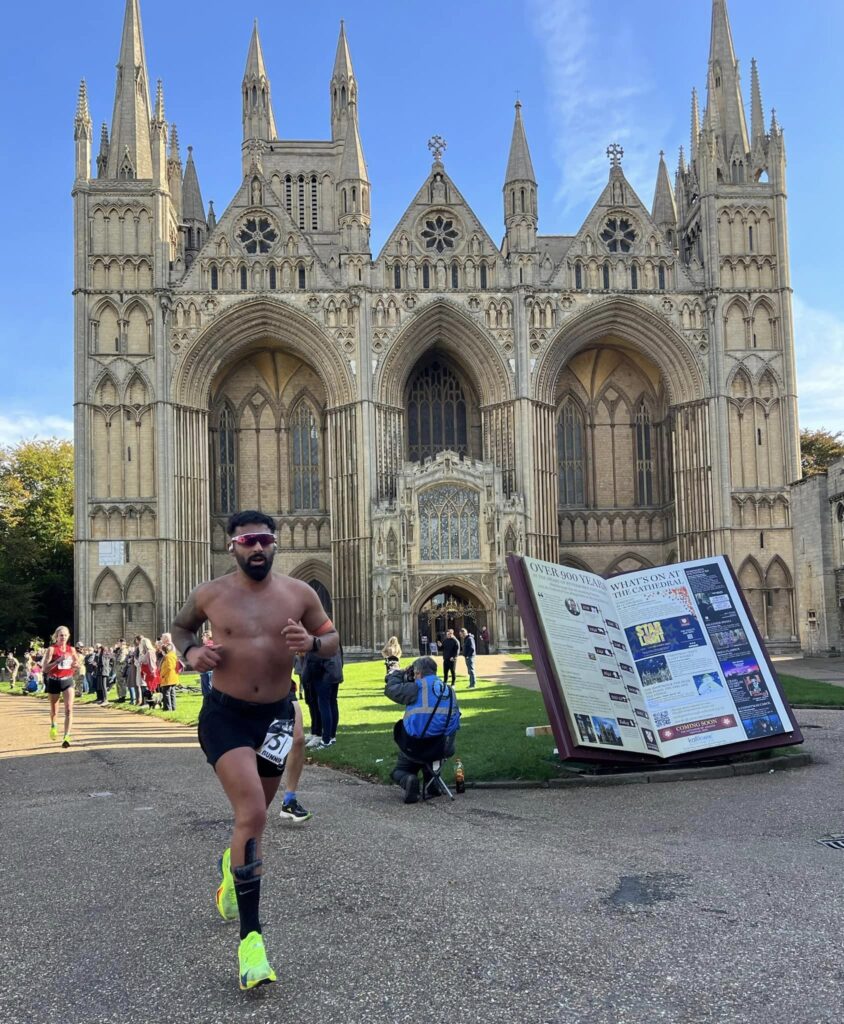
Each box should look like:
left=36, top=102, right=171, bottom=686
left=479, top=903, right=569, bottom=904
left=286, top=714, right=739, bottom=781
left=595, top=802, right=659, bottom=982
left=170, top=510, right=338, bottom=991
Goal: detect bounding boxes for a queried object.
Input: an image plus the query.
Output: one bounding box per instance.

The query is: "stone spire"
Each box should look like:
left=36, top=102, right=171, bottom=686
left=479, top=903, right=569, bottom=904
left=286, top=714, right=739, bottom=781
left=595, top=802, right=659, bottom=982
left=652, top=151, right=677, bottom=238
left=150, top=79, right=168, bottom=186
left=106, top=0, right=153, bottom=179
left=338, top=101, right=369, bottom=184
left=690, top=87, right=700, bottom=164
left=337, top=87, right=370, bottom=254
left=750, top=58, right=766, bottom=147
left=182, top=147, right=206, bottom=225
left=207, top=200, right=216, bottom=232
left=96, top=123, right=109, bottom=178
left=167, top=124, right=182, bottom=219
left=503, top=101, right=538, bottom=254
left=705, top=0, right=750, bottom=164
left=182, top=146, right=207, bottom=265
left=242, top=20, right=277, bottom=142
left=330, top=20, right=358, bottom=141
left=74, top=80, right=93, bottom=180
left=504, top=100, right=536, bottom=184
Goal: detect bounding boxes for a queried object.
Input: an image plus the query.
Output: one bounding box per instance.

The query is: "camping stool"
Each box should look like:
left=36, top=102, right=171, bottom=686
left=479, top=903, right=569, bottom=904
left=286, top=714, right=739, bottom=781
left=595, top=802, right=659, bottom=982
left=422, top=759, right=455, bottom=801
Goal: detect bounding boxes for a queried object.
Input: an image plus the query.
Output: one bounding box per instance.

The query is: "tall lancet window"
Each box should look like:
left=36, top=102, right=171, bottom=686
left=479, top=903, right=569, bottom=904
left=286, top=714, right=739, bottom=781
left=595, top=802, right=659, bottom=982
left=407, top=359, right=468, bottom=462
left=635, top=401, right=655, bottom=506
left=556, top=398, right=585, bottom=506
left=291, top=403, right=321, bottom=510
left=219, top=405, right=237, bottom=514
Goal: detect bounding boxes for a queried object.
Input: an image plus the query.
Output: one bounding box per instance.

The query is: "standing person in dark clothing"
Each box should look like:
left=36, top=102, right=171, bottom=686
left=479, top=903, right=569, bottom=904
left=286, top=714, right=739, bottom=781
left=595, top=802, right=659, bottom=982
left=458, top=628, right=477, bottom=689
left=95, top=645, right=113, bottom=705
left=480, top=625, right=490, bottom=654
left=441, top=629, right=459, bottom=686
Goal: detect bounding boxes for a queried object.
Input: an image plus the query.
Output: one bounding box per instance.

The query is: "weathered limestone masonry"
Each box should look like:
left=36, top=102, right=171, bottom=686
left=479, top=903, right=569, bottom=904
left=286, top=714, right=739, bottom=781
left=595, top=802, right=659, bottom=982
left=791, top=459, right=844, bottom=655
left=73, top=0, right=802, bottom=653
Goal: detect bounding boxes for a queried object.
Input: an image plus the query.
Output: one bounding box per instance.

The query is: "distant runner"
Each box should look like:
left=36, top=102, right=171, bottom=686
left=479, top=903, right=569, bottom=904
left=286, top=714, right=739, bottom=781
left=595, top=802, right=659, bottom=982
left=42, top=626, right=79, bottom=748
left=170, top=510, right=338, bottom=991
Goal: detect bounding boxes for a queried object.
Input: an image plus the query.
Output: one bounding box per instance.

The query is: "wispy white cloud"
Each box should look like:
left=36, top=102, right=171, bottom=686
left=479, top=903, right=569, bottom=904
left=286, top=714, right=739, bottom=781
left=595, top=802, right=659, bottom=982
left=0, top=415, right=73, bottom=447
left=527, top=0, right=662, bottom=217
left=793, top=295, right=844, bottom=431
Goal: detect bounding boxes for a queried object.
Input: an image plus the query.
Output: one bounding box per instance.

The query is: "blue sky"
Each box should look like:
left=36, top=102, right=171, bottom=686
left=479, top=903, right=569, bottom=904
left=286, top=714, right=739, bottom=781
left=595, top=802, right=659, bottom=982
left=0, top=0, right=840, bottom=443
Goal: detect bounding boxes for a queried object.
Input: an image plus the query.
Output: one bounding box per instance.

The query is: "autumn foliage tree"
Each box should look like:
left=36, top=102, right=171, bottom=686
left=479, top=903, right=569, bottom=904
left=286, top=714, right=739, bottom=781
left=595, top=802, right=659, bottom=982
left=800, top=428, right=844, bottom=477
left=0, top=439, right=73, bottom=651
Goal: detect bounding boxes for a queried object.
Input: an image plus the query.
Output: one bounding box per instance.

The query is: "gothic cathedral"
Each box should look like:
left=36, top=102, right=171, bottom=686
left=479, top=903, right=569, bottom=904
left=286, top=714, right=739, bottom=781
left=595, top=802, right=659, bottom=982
left=73, top=0, right=800, bottom=652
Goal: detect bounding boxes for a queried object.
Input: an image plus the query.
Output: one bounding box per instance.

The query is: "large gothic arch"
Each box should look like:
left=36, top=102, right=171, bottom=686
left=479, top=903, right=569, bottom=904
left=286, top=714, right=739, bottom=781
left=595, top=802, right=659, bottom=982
left=376, top=299, right=513, bottom=408
left=173, top=296, right=355, bottom=408
left=533, top=296, right=707, bottom=407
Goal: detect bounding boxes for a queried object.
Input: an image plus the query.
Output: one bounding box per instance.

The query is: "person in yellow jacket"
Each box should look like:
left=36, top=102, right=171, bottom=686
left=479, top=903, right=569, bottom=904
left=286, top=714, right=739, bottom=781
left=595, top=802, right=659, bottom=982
left=158, top=632, right=180, bottom=711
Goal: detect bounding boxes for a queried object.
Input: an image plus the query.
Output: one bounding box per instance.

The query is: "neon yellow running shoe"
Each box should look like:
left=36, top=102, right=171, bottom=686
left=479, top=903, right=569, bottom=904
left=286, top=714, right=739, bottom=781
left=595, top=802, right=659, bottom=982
left=49, top=724, right=58, bottom=740
left=238, top=931, right=276, bottom=991
left=61, top=735, right=72, bottom=749
left=215, top=847, right=238, bottom=922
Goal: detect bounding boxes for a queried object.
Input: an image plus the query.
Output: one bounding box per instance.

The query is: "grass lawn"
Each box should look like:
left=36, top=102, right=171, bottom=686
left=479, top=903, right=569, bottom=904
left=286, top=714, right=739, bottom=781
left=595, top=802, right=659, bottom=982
left=510, top=653, right=844, bottom=709
left=0, top=663, right=562, bottom=784
left=4, top=654, right=836, bottom=782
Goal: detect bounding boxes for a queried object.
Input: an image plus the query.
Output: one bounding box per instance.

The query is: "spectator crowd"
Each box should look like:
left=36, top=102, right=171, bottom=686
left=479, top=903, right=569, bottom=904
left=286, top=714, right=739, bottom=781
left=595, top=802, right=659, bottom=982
left=1, top=634, right=185, bottom=708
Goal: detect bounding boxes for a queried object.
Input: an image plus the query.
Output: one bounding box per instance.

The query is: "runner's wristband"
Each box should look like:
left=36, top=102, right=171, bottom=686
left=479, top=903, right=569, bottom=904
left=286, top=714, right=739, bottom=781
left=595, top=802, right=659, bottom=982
left=181, top=642, right=199, bottom=660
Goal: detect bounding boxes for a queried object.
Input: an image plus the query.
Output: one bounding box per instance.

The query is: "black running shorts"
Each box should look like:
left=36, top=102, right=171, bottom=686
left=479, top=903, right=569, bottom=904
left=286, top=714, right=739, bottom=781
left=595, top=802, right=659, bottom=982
left=198, top=688, right=295, bottom=778
left=45, top=676, right=74, bottom=695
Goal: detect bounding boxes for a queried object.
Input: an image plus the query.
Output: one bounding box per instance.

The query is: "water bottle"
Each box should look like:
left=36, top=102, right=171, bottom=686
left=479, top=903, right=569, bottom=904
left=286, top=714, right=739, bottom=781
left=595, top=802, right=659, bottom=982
left=454, top=758, right=465, bottom=794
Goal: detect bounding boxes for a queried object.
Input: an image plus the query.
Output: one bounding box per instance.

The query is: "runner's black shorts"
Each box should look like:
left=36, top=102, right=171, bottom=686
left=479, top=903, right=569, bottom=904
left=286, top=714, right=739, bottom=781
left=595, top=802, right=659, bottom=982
left=45, top=676, right=74, bottom=695
left=198, top=688, right=296, bottom=777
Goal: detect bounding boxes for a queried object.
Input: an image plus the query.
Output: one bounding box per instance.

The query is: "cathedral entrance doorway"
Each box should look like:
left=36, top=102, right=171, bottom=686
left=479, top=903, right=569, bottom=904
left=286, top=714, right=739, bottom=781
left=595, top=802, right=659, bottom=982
left=416, top=586, right=487, bottom=655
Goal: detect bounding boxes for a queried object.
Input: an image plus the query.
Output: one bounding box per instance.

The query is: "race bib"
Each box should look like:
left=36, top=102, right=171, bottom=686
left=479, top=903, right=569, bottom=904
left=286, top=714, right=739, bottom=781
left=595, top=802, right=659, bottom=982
left=258, top=717, right=294, bottom=768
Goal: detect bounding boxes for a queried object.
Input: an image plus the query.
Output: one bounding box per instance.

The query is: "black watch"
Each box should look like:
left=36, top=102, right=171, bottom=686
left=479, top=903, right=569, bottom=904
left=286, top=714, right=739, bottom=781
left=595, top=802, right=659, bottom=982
left=182, top=642, right=199, bottom=660
left=311, top=635, right=322, bottom=653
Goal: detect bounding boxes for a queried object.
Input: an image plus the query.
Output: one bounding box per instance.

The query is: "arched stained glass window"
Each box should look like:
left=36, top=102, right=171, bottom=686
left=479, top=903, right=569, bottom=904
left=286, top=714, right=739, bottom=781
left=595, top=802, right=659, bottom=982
left=218, top=405, right=237, bottom=514
left=556, top=398, right=585, bottom=506
left=407, top=359, right=469, bottom=462
left=418, top=486, right=480, bottom=561
left=394, top=263, right=401, bottom=289
left=635, top=401, right=654, bottom=506
left=451, top=261, right=459, bottom=289
left=479, top=261, right=488, bottom=289
left=574, top=263, right=582, bottom=290
left=210, top=265, right=219, bottom=290
left=291, top=403, right=320, bottom=510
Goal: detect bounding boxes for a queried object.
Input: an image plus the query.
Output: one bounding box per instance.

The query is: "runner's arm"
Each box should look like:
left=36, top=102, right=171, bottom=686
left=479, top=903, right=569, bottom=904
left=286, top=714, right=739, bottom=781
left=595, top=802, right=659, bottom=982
left=282, top=584, right=339, bottom=658
left=170, top=586, right=220, bottom=671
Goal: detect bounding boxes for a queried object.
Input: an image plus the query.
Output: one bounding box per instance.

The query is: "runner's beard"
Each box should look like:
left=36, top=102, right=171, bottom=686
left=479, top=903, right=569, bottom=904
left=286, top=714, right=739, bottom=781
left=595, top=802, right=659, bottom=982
left=236, top=549, right=275, bottom=581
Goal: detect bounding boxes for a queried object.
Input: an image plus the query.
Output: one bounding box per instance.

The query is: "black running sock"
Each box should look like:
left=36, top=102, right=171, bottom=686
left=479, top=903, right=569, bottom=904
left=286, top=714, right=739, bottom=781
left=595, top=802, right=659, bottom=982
left=233, top=839, right=262, bottom=940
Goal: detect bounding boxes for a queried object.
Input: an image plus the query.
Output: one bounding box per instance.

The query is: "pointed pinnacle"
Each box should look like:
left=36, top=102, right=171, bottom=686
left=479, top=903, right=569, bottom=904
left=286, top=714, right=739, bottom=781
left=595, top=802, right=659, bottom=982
left=333, top=18, right=354, bottom=80
left=154, top=79, right=165, bottom=122
left=169, top=123, right=181, bottom=162
left=76, top=79, right=91, bottom=122
left=99, top=122, right=109, bottom=150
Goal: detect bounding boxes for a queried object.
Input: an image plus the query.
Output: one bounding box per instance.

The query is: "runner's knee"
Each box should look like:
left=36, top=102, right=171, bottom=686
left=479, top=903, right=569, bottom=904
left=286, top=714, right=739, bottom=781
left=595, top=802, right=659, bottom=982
left=235, top=802, right=267, bottom=836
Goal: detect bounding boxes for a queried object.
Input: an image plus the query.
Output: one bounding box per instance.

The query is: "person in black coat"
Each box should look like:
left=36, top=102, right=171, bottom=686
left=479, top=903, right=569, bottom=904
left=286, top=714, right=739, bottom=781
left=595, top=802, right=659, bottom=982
left=441, top=629, right=459, bottom=686
left=458, top=628, right=477, bottom=689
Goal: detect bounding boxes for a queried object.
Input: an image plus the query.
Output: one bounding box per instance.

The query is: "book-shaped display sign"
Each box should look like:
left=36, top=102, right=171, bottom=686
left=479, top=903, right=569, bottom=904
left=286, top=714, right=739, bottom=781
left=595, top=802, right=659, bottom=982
left=506, top=554, right=803, bottom=764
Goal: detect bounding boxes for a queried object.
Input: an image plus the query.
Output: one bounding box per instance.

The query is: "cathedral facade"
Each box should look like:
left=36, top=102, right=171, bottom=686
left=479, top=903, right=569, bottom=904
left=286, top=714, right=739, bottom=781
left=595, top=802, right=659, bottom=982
left=73, top=0, right=801, bottom=653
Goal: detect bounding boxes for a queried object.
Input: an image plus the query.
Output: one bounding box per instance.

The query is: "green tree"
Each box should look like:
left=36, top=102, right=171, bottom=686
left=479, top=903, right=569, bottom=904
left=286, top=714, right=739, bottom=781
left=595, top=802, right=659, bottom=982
left=0, top=439, right=74, bottom=651
left=800, top=427, right=844, bottom=477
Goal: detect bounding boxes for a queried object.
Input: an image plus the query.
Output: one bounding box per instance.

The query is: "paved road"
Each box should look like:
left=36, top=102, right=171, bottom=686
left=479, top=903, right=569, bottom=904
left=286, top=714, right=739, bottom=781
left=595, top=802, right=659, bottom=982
left=2, top=695, right=842, bottom=1024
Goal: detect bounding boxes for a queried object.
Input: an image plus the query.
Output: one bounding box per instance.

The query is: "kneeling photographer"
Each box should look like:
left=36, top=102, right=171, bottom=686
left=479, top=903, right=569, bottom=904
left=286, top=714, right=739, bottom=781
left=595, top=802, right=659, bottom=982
left=384, top=656, right=461, bottom=804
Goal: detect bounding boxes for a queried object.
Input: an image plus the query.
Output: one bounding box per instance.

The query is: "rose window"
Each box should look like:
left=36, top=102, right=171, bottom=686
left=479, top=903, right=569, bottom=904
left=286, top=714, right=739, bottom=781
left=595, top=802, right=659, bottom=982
left=238, top=216, right=278, bottom=255
left=600, top=217, right=636, bottom=253
left=421, top=214, right=459, bottom=253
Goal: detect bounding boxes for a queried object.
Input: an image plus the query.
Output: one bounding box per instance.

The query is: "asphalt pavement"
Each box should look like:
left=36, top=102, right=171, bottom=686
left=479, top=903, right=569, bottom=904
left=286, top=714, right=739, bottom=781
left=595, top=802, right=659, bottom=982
left=1, top=694, right=842, bottom=1024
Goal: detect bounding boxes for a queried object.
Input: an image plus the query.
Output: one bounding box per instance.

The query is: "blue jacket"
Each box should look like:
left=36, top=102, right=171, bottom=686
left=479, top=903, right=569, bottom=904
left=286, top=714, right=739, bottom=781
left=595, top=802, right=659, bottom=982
left=387, top=672, right=461, bottom=739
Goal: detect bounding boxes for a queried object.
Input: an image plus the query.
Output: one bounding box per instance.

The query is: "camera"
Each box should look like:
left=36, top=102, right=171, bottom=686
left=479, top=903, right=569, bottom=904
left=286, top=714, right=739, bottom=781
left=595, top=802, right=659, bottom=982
left=384, top=658, right=414, bottom=685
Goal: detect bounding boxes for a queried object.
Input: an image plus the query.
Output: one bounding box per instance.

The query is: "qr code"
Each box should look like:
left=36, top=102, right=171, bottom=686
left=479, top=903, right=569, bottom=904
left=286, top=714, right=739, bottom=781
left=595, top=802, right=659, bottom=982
left=652, top=711, right=671, bottom=728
